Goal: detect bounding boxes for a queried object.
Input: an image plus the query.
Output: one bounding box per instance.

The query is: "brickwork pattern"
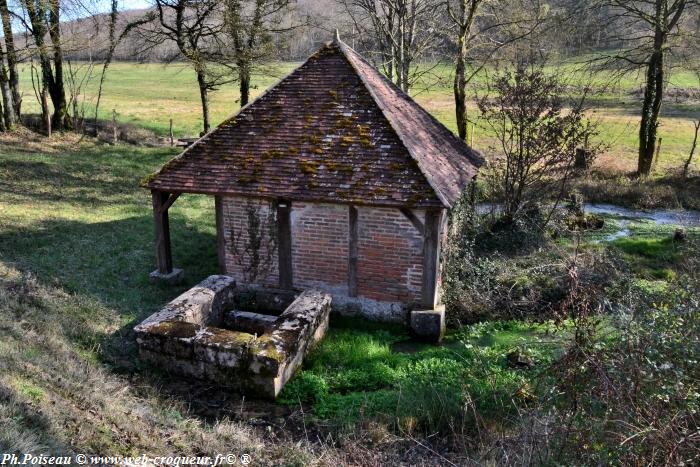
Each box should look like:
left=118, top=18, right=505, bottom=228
left=356, top=206, right=424, bottom=303
left=222, top=197, right=431, bottom=306
left=291, top=202, right=350, bottom=293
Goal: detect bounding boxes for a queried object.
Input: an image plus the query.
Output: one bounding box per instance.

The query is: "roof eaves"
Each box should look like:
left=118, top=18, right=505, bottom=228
left=335, top=40, right=486, bottom=209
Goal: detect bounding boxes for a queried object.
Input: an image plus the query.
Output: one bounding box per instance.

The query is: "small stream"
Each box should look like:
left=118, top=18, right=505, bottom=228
left=477, top=203, right=700, bottom=241
left=586, top=204, right=700, bottom=242
left=585, top=204, right=700, bottom=228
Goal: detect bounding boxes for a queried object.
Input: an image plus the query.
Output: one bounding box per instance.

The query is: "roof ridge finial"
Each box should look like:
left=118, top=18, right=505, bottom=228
left=333, top=28, right=341, bottom=43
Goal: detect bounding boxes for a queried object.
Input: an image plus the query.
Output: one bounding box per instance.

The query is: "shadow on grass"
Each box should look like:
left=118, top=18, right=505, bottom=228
left=0, top=213, right=219, bottom=364
left=0, top=144, right=178, bottom=208
left=0, top=385, right=73, bottom=454
left=0, top=214, right=218, bottom=314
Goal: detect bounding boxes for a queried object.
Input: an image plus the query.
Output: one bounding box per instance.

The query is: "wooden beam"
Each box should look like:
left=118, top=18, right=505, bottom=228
left=348, top=205, right=359, bottom=297
left=400, top=208, right=424, bottom=236
left=161, top=192, right=181, bottom=212
left=152, top=190, right=173, bottom=274
left=421, top=209, right=441, bottom=308
left=277, top=200, right=293, bottom=289
left=215, top=196, right=227, bottom=274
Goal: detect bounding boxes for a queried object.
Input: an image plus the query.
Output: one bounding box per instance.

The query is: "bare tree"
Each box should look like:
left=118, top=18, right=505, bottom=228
left=478, top=64, right=599, bottom=224
left=222, top=0, right=299, bottom=107
left=0, top=31, right=14, bottom=129
left=0, top=0, right=20, bottom=119
left=683, top=119, right=699, bottom=177
left=93, top=3, right=155, bottom=134
left=446, top=0, right=542, bottom=141
left=21, top=0, right=70, bottom=130
left=340, top=0, right=443, bottom=93
left=140, top=0, right=229, bottom=133
left=592, top=0, right=699, bottom=176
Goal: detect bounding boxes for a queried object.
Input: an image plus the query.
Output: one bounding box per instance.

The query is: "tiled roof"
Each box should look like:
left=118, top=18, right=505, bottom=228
left=144, top=39, right=483, bottom=208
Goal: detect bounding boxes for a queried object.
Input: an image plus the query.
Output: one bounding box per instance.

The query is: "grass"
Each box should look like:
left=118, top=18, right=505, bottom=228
left=17, top=61, right=297, bottom=137
left=16, top=59, right=700, bottom=174
left=275, top=211, right=698, bottom=431
left=278, top=317, right=559, bottom=432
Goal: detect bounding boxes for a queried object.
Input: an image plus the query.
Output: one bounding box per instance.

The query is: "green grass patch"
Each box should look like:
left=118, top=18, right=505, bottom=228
left=613, top=237, right=676, bottom=259
left=279, top=318, right=561, bottom=432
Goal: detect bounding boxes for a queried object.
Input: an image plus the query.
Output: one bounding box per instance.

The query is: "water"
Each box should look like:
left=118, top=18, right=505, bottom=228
left=476, top=203, right=700, bottom=241
left=585, top=204, right=700, bottom=228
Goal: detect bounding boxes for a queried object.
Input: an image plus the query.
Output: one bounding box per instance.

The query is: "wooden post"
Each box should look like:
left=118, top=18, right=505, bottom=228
left=348, top=205, right=358, bottom=297
left=152, top=190, right=173, bottom=274
left=169, top=118, right=174, bottom=146
left=421, top=209, right=441, bottom=308
left=215, top=196, right=227, bottom=274
left=653, top=137, right=663, bottom=172
left=277, top=200, right=293, bottom=289
left=112, top=109, right=117, bottom=144
left=42, top=88, right=51, bottom=138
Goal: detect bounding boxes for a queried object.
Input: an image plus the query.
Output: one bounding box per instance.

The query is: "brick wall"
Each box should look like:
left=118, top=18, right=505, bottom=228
left=221, top=196, right=443, bottom=317
left=290, top=202, right=349, bottom=294
left=356, top=206, right=424, bottom=303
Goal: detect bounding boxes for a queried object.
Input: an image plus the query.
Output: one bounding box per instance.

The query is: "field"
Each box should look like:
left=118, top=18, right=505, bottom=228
left=15, top=60, right=700, bottom=174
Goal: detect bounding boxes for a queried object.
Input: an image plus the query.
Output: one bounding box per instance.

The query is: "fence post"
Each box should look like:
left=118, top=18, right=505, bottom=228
left=42, top=89, right=51, bottom=138
left=169, top=118, right=174, bottom=146
left=112, top=109, right=117, bottom=144
left=652, top=137, right=663, bottom=172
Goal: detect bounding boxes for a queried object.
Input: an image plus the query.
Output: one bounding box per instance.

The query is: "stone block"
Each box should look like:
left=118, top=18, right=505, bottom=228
left=149, top=268, right=185, bottom=285
left=223, top=310, right=278, bottom=335
left=410, top=309, right=445, bottom=343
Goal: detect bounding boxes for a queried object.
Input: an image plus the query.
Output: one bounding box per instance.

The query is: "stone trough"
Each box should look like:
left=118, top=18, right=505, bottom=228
left=134, top=275, right=331, bottom=399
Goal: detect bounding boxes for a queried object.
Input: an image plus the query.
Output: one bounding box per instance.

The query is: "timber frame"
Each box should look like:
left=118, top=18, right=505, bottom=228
left=151, top=194, right=443, bottom=309
left=400, top=207, right=443, bottom=308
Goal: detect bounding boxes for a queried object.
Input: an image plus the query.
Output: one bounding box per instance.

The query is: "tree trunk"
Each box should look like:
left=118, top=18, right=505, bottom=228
left=638, top=3, right=667, bottom=176
left=638, top=50, right=664, bottom=176
left=42, top=86, right=51, bottom=137
left=239, top=64, right=251, bottom=107
left=196, top=70, right=210, bottom=134
left=0, top=0, right=20, bottom=118
left=0, top=95, right=5, bottom=131
left=683, top=120, right=699, bottom=177
left=23, top=0, right=68, bottom=132
left=0, top=65, right=13, bottom=129
left=454, top=26, right=468, bottom=140
left=47, top=0, right=69, bottom=130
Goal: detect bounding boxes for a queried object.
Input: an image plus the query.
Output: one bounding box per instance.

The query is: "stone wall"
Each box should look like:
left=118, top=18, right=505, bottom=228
left=221, top=197, right=444, bottom=322
left=134, top=275, right=332, bottom=399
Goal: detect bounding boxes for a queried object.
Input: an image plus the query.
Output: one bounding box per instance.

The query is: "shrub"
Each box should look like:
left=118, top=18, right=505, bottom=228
left=442, top=191, right=500, bottom=324
left=542, top=251, right=700, bottom=465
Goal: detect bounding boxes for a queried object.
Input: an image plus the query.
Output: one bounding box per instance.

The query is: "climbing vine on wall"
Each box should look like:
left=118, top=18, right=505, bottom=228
left=229, top=201, right=278, bottom=283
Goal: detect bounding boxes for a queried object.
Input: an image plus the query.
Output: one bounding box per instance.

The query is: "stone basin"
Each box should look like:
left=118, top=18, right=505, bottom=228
left=134, top=275, right=331, bottom=399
